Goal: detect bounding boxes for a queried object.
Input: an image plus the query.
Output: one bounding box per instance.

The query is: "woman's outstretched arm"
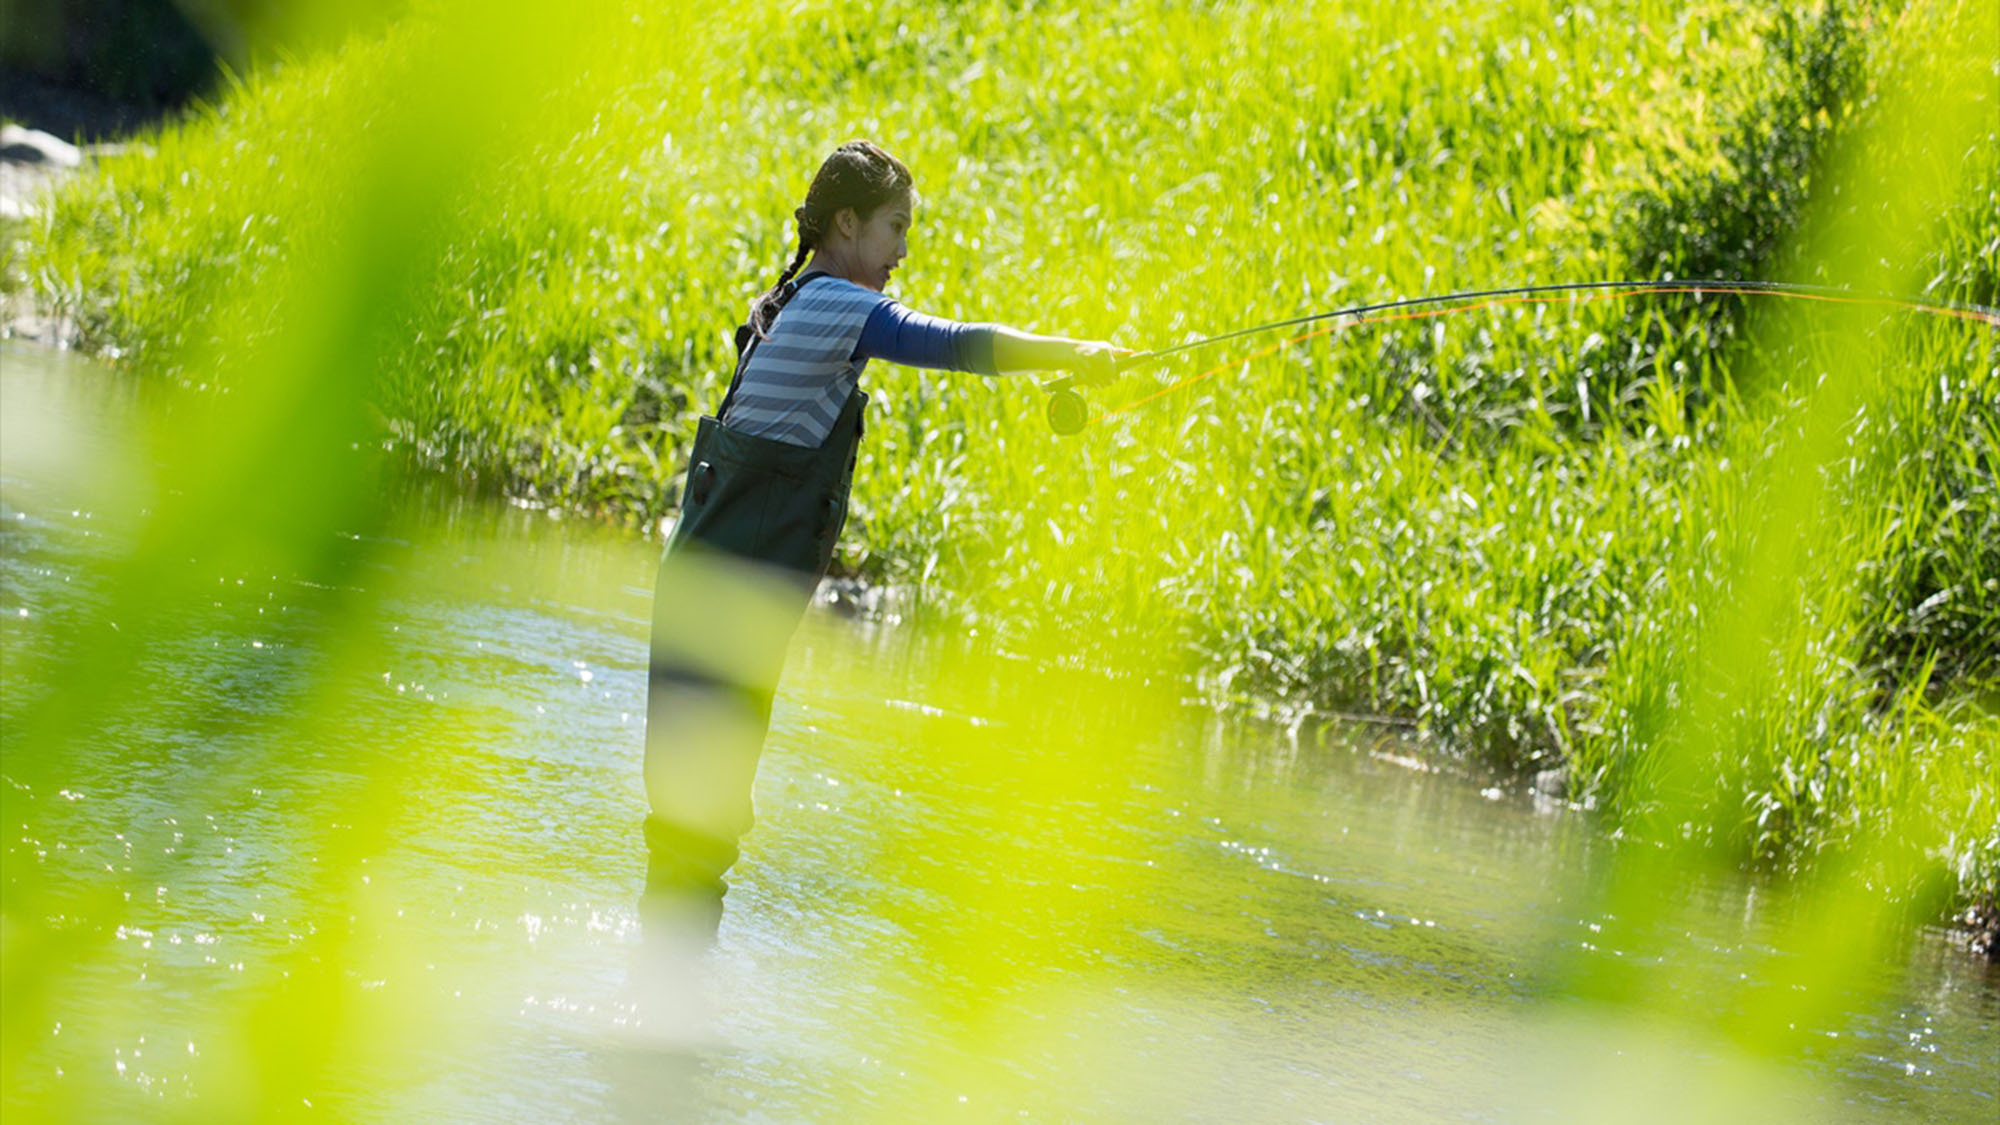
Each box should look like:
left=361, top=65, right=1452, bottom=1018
left=856, top=302, right=1130, bottom=384
left=992, top=327, right=1130, bottom=383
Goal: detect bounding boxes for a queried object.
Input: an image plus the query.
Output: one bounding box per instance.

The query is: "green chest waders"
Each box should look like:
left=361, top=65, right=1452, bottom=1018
left=665, top=380, right=865, bottom=590
left=642, top=274, right=865, bottom=928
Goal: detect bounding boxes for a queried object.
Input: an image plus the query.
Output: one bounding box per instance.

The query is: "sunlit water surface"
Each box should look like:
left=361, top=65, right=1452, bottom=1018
left=3, top=346, right=1995, bottom=1122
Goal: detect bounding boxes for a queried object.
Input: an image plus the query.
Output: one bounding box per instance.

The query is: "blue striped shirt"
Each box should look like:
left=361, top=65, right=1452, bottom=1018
left=722, top=275, right=997, bottom=447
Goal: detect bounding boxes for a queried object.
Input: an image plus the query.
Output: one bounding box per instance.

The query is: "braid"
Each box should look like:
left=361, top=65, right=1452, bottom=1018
left=753, top=241, right=812, bottom=338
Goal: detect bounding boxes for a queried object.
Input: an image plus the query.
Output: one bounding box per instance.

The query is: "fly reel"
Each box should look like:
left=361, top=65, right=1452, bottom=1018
left=1046, top=386, right=1089, bottom=435
left=1042, top=373, right=1091, bottom=436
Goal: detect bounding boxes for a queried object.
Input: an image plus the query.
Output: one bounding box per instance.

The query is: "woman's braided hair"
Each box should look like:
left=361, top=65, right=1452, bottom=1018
left=748, top=140, right=913, bottom=339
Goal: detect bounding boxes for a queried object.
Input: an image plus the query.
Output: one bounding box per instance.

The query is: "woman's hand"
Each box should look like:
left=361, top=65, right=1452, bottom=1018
left=1073, top=341, right=1135, bottom=387
left=992, top=328, right=1133, bottom=381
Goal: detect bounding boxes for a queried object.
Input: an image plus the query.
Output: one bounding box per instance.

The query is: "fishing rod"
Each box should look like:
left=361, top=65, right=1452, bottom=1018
left=1038, top=278, right=2000, bottom=436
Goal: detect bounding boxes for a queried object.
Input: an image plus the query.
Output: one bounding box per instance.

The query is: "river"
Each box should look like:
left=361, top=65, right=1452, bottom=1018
left=2, top=344, right=1994, bottom=1122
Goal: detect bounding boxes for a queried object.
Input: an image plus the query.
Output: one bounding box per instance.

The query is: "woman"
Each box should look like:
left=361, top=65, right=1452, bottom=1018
left=644, top=140, right=1127, bottom=934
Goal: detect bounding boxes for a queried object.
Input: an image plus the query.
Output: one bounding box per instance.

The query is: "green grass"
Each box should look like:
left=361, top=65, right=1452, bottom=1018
left=8, top=0, right=1996, bottom=920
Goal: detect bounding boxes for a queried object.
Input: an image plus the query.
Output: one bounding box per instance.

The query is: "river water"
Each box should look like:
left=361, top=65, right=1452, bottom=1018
left=2, top=344, right=1995, bottom=1122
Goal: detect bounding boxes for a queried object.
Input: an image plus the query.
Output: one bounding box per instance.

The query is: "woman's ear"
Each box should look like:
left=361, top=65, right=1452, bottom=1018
left=832, top=207, right=859, bottom=240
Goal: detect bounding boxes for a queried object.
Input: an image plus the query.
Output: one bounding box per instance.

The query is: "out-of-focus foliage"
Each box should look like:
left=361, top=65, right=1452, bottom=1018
left=7, top=0, right=1992, bottom=988
left=2, top=0, right=1997, bottom=1120
left=5, top=1, right=626, bottom=1117
left=12, top=0, right=1998, bottom=887
left=11, top=0, right=1997, bottom=910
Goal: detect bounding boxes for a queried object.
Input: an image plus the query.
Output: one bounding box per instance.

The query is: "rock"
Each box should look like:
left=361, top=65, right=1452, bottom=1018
left=0, top=125, right=97, bottom=224
left=816, top=577, right=878, bottom=619
left=0, top=125, right=84, bottom=169
left=813, top=577, right=907, bottom=623
left=1, top=159, right=63, bottom=221
left=1958, top=900, right=1998, bottom=961
left=0, top=310, right=74, bottom=348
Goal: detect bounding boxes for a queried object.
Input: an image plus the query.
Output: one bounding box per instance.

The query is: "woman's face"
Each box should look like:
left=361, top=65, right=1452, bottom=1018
left=844, top=195, right=912, bottom=292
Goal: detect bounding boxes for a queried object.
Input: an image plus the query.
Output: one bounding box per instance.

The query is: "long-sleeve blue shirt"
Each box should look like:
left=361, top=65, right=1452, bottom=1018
left=721, top=274, right=998, bottom=447
left=854, top=300, right=998, bottom=376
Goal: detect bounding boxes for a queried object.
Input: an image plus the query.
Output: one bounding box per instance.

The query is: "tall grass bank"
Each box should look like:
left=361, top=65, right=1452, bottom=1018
left=6, top=0, right=1996, bottom=923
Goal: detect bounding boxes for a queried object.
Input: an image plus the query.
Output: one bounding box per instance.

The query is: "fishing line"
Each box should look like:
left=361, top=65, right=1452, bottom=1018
left=1039, top=278, right=2000, bottom=435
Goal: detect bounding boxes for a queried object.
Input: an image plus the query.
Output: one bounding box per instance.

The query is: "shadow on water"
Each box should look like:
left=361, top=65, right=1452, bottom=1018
left=4, top=344, right=1997, bottom=1121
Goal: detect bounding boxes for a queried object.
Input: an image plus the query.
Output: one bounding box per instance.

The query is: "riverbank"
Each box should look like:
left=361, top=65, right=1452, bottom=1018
left=11, top=0, right=1997, bottom=935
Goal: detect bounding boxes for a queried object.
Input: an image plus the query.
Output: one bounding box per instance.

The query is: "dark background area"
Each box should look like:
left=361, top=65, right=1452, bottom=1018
left=0, top=0, right=401, bottom=139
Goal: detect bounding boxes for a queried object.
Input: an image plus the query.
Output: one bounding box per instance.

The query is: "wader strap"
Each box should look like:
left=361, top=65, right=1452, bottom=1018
left=717, top=270, right=833, bottom=421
